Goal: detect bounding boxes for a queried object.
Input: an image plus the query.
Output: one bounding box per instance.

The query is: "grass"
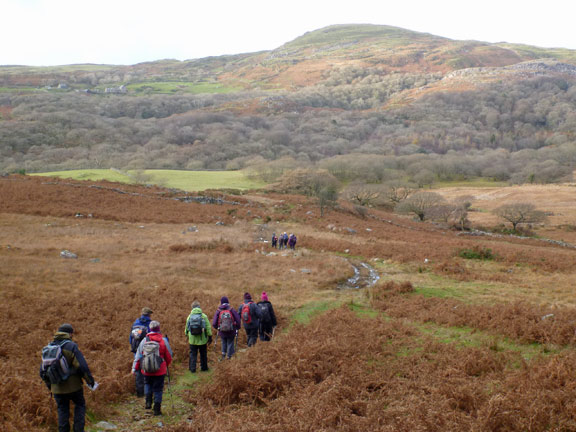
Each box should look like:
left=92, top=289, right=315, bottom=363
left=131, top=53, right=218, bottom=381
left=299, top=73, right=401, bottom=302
left=127, top=81, right=240, bottom=94
left=433, top=178, right=508, bottom=188
left=30, top=169, right=267, bottom=191
left=290, top=300, right=342, bottom=325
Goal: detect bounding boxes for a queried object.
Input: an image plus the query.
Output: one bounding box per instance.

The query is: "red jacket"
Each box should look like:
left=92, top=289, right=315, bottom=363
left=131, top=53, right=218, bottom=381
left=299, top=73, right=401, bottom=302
left=133, top=331, right=173, bottom=376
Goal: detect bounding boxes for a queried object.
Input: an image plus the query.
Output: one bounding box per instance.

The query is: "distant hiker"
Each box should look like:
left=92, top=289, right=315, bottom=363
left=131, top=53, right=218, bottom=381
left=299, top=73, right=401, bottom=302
left=288, top=233, right=297, bottom=250
left=238, top=292, right=261, bottom=347
left=257, top=291, right=277, bottom=342
left=129, top=307, right=153, bottom=397
left=282, top=232, right=289, bottom=249
left=185, top=300, right=213, bottom=373
left=212, top=296, right=241, bottom=361
left=40, top=323, right=96, bottom=432
left=132, top=320, right=173, bottom=416
left=271, top=232, right=278, bottom=248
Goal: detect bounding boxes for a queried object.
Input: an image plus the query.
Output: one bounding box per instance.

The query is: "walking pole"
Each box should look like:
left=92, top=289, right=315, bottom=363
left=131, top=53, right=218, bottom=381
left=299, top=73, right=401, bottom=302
left=234, top=329, right=238, bottom=355
left=166, top=366, right=175, bottom=415
left=213, top=332, right=219, bottom=352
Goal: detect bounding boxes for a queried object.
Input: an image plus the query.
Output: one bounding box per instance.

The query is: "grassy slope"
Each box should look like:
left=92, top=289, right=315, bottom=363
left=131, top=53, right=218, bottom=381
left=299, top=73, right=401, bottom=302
left=30, top=169, right=266, bottom=191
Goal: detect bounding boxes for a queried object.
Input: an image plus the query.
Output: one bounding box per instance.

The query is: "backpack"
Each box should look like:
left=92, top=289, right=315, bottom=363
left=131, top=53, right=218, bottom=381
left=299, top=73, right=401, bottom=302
left=187, top=313, right=205, bottom=335
left=241, top=302, right=253, bottom=325
left=218, top=309, right=234, bottom=332
left=40, top=340, right=71, bottom=385
left=130, top=325, right=148, bottom=353
left=259, top=302, right=272, bottom=324
left=141, top=337, right=163, bottom=373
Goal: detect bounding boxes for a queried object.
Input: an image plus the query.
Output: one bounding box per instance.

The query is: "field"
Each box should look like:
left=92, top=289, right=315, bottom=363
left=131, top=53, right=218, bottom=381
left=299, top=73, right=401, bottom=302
left=2, top=175, right=576, bottom=431
left=30, top=169, right=266, bottom=192
left=126, top=81, right=241, bottom=94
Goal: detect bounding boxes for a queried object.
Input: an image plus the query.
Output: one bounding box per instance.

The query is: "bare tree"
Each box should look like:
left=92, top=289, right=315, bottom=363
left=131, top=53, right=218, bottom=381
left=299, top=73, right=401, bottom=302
left=493, top=203, right=547, bottom=231
left=382, top=181, right=415, bottom=205
left=342, top=182, right=381, bottom=207
left=395, top=191, right=447, bottom=221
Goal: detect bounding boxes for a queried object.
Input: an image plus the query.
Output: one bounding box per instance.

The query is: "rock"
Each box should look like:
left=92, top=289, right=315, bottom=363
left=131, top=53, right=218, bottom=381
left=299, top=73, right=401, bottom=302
left=541, top=314, right=554, bottom=320
left=94, top=421, right=117, bottom=430
left=75, top=213, right=84, bottom=218
left=89, top=258, right=100, bottom=263
left=187, top=226, right=198, bottom=232
left=156, top=422, right=164, bottom=427
left=301, top=268, right=311, bottom=274
left=60, top=250, right=78, bottom=259
left=366, top=228, right=372, bottom=232
left=290, top=269, right=297, bottom=273
left=267, top=252, right=277, bottom=256
left=344, top=249, right=350, bottom=254
left=306, top=211, right=314, bottom=215
left=139, top=226, right=145, bottom=229
left=345, top=227, right=357, bottom=234
left=216, top=221, right=225, bottom=226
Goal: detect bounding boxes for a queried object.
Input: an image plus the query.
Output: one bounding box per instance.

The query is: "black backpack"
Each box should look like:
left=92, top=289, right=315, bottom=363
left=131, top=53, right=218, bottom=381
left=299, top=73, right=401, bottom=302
left=130, top=325, right=148, bottom=353
left=259, top=302, right=272, bottom=324
left=40, top=340, right=71, bottom=385
left=187, top=313, right=205, bottom=335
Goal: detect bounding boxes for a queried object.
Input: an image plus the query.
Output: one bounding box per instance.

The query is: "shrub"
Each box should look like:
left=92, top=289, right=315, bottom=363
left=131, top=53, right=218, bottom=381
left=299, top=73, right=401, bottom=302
left=457, top=246, right=496, bottom=260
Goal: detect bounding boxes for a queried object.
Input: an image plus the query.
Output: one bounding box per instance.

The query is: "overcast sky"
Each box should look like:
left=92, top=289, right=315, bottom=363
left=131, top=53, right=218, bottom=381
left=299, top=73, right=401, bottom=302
left=3, top=0, right=575, bottom=66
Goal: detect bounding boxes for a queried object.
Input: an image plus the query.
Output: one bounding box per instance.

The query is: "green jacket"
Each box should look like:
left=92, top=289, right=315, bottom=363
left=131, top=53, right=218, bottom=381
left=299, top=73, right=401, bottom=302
left=42, top=332, right=94, bottom=394
left=185, top=308, right=212, bottom=345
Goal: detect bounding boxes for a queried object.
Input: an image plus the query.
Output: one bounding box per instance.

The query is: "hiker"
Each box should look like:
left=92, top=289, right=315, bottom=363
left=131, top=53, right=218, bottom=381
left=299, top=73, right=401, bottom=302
left=238, top=292, right=261, bottom=347
left=39, top=323, right=96, bottom=432
left=288, top=233, right=297, bottom=250
left=271, top=232, right=278, bottom=248
left=282, top=232, right=289, bottom=249
left=132, top=320, right=173, bottom=416
left=212, top=296, right=241, bottom=360
left=129, top=307, right=153, bottom=397
left=257, top=291, right=278, bottom=341
left=185, top=300, right=213, bottom=373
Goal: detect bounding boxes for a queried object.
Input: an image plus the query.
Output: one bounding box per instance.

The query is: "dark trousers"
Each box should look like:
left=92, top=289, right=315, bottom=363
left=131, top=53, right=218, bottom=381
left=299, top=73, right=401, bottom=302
left=144, top=374, right=165, bottom=404
left=259, top=323, right=274, bottom=341
left=221, top=335, right=236, bottom=358
left=245, top=326, right=259, bottom=347
left=135, top=369, right=145, bottom=395
left=189, top=343, right=208, bottom=372
left=54, top=389, right=86, bottom=432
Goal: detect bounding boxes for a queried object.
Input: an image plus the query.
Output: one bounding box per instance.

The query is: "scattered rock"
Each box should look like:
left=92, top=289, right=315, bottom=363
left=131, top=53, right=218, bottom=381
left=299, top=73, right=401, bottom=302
left=267, top=252, right=277, bottom=256
left=138, top=226, right=145, bottom=229
left=216, top=221, right=225, bottom=226
left=60, top=250, right=78, bottom=259
left=75, top=213, right=84, bottom=218
left=366, top=228, right=372, bottom=232
left=94, top=421, right=117, bottom=430
left=344, top=249, right=350, bottom=254
left=187, top=226, right=198, bottom=232
left=542, top=314, right=554, bottom=320
left=301, top=268, right=311, bottom=274
left=306, top=211, right=314, bottom=215
left=89, top=258, right=100, bottom=263
left=345, top=228, right=357, bottom=234
left=290, top=269, right=297, bottom=273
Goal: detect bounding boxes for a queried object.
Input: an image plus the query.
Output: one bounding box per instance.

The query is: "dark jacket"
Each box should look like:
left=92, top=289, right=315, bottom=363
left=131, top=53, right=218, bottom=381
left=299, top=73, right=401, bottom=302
left=238, top=301, right=261, bottom=330
left=212, top=303, right=241, bottom=338
left=133, top=331, right=173, bottom=376
left=257, top=300, right=277, bottom=327
left=40, top=332, right=94, bottom=395
left=129, top=314, right=152, bottom=347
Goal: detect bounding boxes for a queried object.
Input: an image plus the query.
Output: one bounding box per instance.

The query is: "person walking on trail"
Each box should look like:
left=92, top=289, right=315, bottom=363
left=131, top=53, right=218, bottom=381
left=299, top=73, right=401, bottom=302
left=288, top=233, right=297, bottom=250
left=271, top=232, right=278, bottom=248
left=257, top=291, right=277, bottom=341
left=132, top=320, right=172, bottom=416
left=39, top=323, right=96, bottom=432
left=212, top=296, right=241, bottom=361
left=185, top=300, right=213, bottom=373
left=129, top=307, right=153, bottom=397
left=238, top=292, right=261, bottom=347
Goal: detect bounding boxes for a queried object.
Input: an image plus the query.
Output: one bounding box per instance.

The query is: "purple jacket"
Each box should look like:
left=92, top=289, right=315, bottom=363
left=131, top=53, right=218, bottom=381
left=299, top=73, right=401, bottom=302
left=212, top=303, right=241, bottom=338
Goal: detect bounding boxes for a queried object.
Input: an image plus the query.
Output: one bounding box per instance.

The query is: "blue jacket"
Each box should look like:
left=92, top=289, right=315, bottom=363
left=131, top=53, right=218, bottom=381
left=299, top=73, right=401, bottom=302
left=129, top=314, right=152, bottom=347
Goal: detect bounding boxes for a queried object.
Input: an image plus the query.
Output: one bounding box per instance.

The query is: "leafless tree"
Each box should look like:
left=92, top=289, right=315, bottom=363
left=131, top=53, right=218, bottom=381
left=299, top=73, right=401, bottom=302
left=342, top=182, right=381, bottom=207
left=493, top=203, right=547, bottom=231
left=395, top=191, right=447, bottom=221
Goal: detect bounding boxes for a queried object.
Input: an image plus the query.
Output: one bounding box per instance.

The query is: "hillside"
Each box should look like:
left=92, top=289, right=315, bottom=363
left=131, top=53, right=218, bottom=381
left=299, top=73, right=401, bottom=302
left=1, top=24, right=576, bottom=183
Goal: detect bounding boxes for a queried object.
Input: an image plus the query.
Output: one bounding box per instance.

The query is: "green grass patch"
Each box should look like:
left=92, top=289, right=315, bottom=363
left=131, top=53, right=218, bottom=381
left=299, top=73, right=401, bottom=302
left=127, top=81, right=240, bottom=94
left=433, top=178, right=507, bottom=188
left=31, top=169, right=267, bottom=191
left=457, top=246, right=496, bottom=260
left=348, top=302, right=379, bottom=319
left=291, top=300, right=342, bottom=325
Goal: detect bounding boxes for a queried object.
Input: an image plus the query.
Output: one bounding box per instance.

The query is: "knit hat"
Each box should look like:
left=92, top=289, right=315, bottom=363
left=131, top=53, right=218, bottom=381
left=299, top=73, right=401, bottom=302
left=149, top=320, right=160, bottom=331
left=261, top=291, right=269, bottom=301
left=244, top=292, right=252, bottom=301
left=141, top=307, right=153, bottom=316
left=58, top=323, right=74, bottom=334
left=220, top=296, right=229, bottom=304
left=191, top=300, right=200, bottom=309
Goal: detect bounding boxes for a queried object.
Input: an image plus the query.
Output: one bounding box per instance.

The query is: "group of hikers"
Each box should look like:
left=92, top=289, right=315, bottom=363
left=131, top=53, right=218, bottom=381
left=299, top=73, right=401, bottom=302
left=40, top=291, right=277, bottom=431
left=271, top=232, right=297, bottom=250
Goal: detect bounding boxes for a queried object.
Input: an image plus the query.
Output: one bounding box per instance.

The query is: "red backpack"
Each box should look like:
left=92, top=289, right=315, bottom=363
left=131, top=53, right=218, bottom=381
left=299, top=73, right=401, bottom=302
left=241, top=302, right=253, bottom=324
left=218, top=309, right=235, bottom=332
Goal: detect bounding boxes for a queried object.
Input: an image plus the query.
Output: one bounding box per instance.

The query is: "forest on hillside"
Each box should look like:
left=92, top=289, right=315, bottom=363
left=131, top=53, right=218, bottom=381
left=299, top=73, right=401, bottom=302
left=1, top=72, right=576, bottom=185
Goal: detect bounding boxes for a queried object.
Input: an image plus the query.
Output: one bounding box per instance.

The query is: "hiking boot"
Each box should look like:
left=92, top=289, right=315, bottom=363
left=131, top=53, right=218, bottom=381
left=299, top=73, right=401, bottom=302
left=153, top=402, right=162, bottom=416
left=136, top=390, right=144, bottom=398
left=145, top=394, right=152, bottom=410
